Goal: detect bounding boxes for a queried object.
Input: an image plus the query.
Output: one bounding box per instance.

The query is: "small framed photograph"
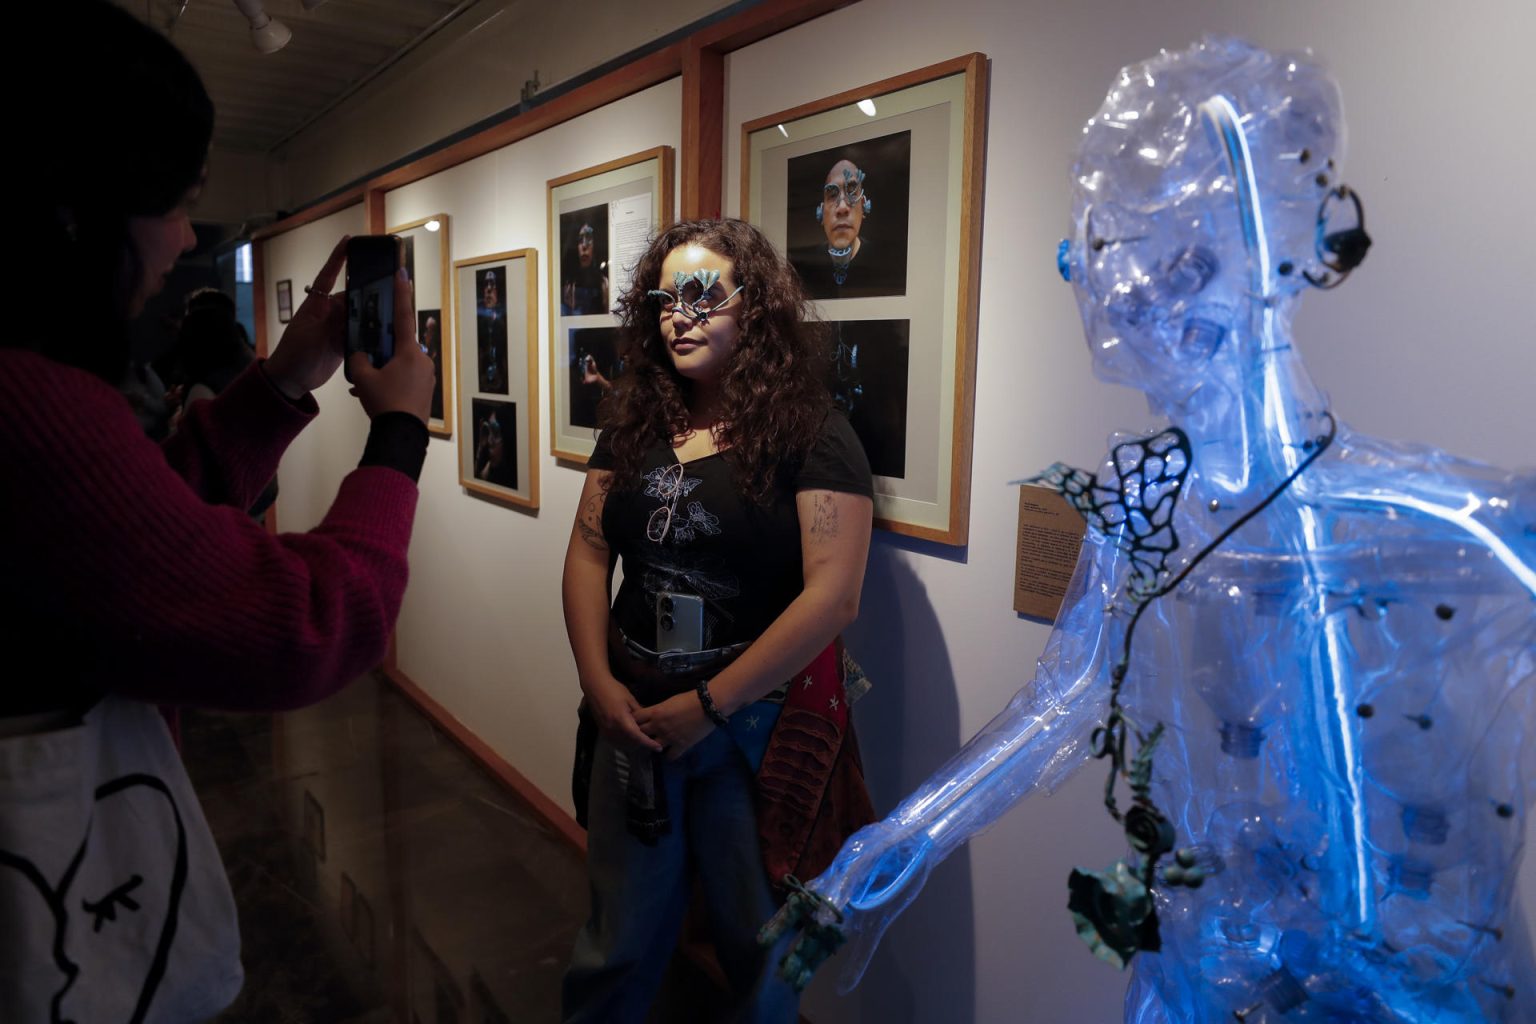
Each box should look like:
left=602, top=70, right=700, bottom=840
left=389, top=214, right=454, bottom=437
left=743, top=54, right=988, bottom=545
left=547, top=146, right=674, bottom=463
left=453, top=249, right=539, bottom=511
left=276, top=279, right=293, bottom=324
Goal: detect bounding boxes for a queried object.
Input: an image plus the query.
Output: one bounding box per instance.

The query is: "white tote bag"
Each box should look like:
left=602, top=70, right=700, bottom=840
left=0, top=697, right=243, bottom=1023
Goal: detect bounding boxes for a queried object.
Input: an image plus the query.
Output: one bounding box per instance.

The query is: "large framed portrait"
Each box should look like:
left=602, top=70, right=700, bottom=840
left=743, top=54, right=988, bottom=546
left=388, top=213, right=453, bottom=437
left=453, top=249, right=539, bottom=511
left=547, top=146, right=674, bottom=463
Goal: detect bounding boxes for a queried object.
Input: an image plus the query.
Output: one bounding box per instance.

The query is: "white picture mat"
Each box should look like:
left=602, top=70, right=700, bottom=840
left=748, top=73, right=967, bottom=532
left=456, top=254, right=534, bottom=503
left=550, top=158, right=664, bottom=460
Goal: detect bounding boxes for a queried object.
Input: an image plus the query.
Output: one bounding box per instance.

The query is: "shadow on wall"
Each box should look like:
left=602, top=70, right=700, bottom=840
left=804, top=532, right=977, bottom=1023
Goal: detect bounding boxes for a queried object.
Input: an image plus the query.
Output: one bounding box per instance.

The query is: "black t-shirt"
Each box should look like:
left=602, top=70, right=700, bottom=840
left=590, top=413, right=872, bottom=650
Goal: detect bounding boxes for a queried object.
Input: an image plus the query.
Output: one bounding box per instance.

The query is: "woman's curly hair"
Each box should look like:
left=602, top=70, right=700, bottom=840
left=600, top=219, right=829, bottom=501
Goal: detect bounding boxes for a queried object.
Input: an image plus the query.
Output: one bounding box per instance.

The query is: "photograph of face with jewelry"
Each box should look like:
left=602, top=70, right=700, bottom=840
left=475, top=267, right=509, bottom=394
left=559, top=204, right=610, bottom=316
left=785, top=130, right=911, bottom=299
left=471, top=398, right=518, bottom=489
left=568, top=325, right=622, bottom=429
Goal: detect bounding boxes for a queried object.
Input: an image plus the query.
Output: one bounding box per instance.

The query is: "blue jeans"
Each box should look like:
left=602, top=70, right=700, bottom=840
left=562, top=727, right=800, bottom=1024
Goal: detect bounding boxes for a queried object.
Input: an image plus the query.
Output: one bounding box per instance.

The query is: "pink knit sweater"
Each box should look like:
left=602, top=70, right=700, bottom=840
left=0, top=349, right=417, bottom=715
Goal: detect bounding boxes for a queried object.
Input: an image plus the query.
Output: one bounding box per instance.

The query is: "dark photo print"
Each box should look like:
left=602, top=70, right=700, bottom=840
left=475, top=267, right=509, bottom=394
left=568, top=326, right=622, bottom=430
left=472, top=398, right=518, bottom=489
left=787, top=130, right=911, bottom=300
left=559, top=204, right=610, bottom=316
left=821, top=318, right=910, bottom=479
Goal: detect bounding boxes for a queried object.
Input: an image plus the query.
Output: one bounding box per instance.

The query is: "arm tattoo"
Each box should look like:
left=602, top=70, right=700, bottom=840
left=578, top=494, right=609, bottom=551
left=810, top=492, right=840, bottom=542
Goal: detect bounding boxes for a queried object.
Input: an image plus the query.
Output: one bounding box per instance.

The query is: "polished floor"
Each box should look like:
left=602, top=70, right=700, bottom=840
left=183, top=673, right=732, bottom=1023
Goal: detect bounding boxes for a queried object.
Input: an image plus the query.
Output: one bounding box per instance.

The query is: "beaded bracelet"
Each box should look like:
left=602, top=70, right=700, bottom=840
left=696, top=678, right=730, bottom=728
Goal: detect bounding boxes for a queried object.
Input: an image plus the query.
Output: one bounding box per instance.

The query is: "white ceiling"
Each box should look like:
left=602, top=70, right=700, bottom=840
left=117, top=0, right=475, bottom=153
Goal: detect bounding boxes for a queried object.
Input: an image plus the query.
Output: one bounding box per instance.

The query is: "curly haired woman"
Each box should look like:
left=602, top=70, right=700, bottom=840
left=561, top=219, right=875, bottom=1023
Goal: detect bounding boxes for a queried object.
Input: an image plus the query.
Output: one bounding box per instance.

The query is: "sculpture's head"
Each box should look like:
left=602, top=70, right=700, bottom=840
left=1060, top=37, right=1366, bottom=397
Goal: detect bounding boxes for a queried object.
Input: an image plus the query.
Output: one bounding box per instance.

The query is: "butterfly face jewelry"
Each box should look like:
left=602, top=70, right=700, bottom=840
left=648, top=269, right=745, bottom=325
left=814, top=166, right=872, bottom=222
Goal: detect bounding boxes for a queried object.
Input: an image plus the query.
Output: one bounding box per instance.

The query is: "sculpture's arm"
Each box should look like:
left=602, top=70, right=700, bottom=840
left=765, top=532, right=1127, bottom=992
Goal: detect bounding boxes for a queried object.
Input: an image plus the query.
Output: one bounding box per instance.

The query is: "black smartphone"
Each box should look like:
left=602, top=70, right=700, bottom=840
left=344, top=235, right=404, bottom=381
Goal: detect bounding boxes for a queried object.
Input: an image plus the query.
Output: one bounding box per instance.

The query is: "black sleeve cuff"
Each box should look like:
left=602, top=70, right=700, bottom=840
left=360, top=412, right=429, bottom=482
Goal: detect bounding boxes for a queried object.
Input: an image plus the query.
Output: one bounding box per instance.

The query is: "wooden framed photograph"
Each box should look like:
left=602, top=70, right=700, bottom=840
left=389, top=213, right=454, bottom=437
left=453, top=249, right=539, bottom=511
left=547, top=146, right=674, bottom=463
left=742, top=53, right=988, bottom=546
left=276, top=279, right=293, bottom=323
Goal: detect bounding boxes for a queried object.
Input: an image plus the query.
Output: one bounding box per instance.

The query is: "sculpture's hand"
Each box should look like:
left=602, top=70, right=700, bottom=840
left=760, top=822, right=935, bottom=993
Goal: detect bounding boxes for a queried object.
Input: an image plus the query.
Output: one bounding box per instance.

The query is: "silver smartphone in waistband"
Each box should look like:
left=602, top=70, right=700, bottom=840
left=656, top=591, right=704, bottom=653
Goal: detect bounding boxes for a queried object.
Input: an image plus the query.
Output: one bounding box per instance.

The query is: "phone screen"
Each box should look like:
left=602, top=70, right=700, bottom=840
left=345, top=236, right=399, bottom=372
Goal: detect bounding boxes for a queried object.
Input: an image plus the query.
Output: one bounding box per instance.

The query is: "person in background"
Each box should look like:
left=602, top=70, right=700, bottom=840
left=169, top=287, right=279, bottom=518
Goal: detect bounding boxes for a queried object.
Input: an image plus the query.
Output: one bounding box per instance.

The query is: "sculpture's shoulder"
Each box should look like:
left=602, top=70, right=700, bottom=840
left=1306, top=430, right=1535, bottom=585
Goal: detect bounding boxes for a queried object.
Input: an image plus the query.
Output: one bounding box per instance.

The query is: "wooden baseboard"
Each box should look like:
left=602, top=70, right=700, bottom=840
left=378, top=663, right=587, bottom=854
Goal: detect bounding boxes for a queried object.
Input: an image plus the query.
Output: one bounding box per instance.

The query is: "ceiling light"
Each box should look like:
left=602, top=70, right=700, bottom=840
left=233, top=0, right=292, bottom=54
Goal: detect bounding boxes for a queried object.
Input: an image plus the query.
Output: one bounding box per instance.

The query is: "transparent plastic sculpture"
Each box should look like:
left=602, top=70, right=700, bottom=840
left=764, top=37, right=1536, bottom=1022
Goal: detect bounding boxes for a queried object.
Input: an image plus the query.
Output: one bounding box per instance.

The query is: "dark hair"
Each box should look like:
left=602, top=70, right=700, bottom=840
left=185, top=287, right=236, bottom=319
left=601, top=219, right=830, bottom=500
left=14, top=1, right=214, bottom=382
left=174, top=290, right=252, bottom=392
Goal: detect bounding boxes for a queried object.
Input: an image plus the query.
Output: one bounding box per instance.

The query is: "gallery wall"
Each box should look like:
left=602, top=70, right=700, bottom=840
left=384, top=79, right=684, bottom=816
left=268, top=77, right=684, bottom=822
left=263, top=1, right=1536, bottom=1021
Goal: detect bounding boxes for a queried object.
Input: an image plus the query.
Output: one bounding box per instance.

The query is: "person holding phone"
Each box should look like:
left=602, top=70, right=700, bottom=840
left=1, top=4, right=436, bottom=1019
left=561, top=219, right=875, bottom=1023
